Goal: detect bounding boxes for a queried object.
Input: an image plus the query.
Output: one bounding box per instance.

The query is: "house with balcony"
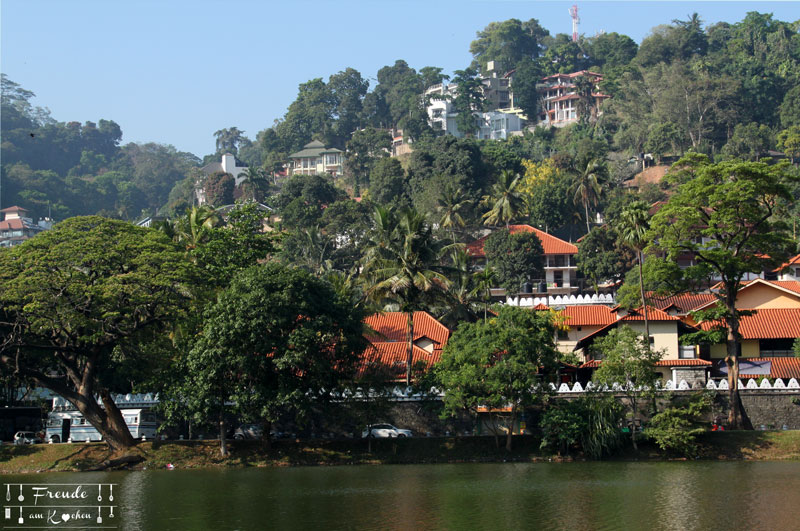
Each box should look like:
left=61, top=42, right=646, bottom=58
left=424, top=81, right=523, bottom=140
left=288, top=140, right=344, bottom=176
left=0, top=206, right=52, bottom=248
left=537, top=70, right=610, bottom=127
left=466, top=224, right=579, bottom=296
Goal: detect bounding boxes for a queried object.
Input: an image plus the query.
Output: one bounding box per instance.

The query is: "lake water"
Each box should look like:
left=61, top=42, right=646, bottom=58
left=3, top=461, right=800, bottom=530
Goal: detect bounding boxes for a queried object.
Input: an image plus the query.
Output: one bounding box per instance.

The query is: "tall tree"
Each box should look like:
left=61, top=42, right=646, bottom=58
left=0, top=217, right=197, bottom=451
left=213, top=127, right=246, bottom=155
left=649, top=155, right=796, bottom=428
left=450, top=66, right=486, bottom=137
left=362, top=206, right=451, bottom=385
left=482, top=169, right=524, bottom=228
left=483, top=228, right=545, bottom=295
left=436, top=305, right=560, bottom=451
left=470, top=18, right=549, bottom=75
left=571, top=159, right=607, bottom=233
left=615, top=201, right=653, bottom=342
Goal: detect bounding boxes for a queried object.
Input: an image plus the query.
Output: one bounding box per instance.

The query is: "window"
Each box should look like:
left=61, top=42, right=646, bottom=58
left=557, top=329, right=569, bottom=340
left=679, top=346, right=696, bottom=359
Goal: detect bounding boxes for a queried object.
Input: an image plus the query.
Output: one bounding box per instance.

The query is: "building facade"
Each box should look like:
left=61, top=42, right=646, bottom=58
left=287, top=140, right=344, bottom=176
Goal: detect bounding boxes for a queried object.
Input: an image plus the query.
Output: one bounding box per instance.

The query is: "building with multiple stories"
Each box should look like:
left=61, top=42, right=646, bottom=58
left=536, top=70, right=610, bottom=127
left=287, top=140, right=344, bottom=176
left=0, top=206, right=52, bottom=248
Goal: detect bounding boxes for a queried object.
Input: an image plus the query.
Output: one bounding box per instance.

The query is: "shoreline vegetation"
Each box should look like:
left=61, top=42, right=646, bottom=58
left=3, top=431, right=800, bottom=474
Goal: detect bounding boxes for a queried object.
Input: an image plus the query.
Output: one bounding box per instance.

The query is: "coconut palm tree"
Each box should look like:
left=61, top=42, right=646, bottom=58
left=438, top=248, right=480, bottom=328
left=571, top=159, right=607, bottom=234
left=437, top=184, right=473, bottom=243
left=482, top=170, right=524, bottom=228
left=239, top=166, right=271, bottom=202
left=362, top=206, right=451, bottom=386
left=616, top=200, right=652, bottom=343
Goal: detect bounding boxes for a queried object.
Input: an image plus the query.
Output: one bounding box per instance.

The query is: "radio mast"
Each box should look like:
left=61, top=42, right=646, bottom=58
left=569, top=4, right=580, bottom=42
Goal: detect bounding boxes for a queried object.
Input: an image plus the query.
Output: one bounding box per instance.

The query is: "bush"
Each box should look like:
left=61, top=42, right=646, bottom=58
left=645, top=392, right=712, bottom=457
left=539, top=395, right=625, bottom=458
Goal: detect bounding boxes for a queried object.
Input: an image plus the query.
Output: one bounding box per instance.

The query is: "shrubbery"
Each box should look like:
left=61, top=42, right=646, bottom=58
left=645, top=391, right=712, bottom=457
left=540, top=395, right=625, bottom=458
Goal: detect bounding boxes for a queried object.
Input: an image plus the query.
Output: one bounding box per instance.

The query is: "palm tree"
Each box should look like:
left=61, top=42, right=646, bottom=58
left=482, top=170, right=524, bottom=228
left=438, top=248, right=480, bottom=328
left=616, top=201, right=652, bottom=343
left=362, top=206, right=451, bottom=386
left=176, top=205, right=223, bottom=251
left=571, top=159, right=606, bottom=234
left=471, top=266, right=496, bottom=321
left=437, top=184, right=472, bottom=243
left=239, top=167, right=270, bottom=202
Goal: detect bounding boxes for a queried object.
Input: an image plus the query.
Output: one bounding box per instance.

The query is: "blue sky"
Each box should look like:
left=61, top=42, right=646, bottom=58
left=2, top=1, right=798, bottom=158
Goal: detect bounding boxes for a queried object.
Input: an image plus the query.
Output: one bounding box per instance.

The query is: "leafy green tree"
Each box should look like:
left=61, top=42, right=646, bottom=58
left=163, top=263, right=368, bottom=455
left=213, top=127, right=246, bottom=155
left=592, top=326, right=662, bottom=450
left=275, top=173, right=346, bottom=229
left=510, top=58, right=544, bottom=123
left=203, top=171, right=235, bottom=207
left=777, top=126, right=800, bottom=163
left=645, top=391, right=712, bottom=456
left=345, top=127, right=391, bottom=192
left=328, top=68, right=369, bottom=146
left=577, top=225, right=635, bottom=293
left=450, top=66, right=486, bottom=137
left=368, top=157, right=409, bottom=208
left=780, top=85, right=800, bottom=129
left=0, top=217, right=197, bottom=451
left=482, top=169, right=524, bottom=227
left=469, top=18, right=549, bottom=75
left=649, top=155, right=796, bottom=428
left=237, top=166, right=271, bottom=202
left=362, top=206, right=451, bottom=385
left=436, top=305, right=560, bottom=450
left=436, top=184, right=472, bottom=243
left=483, top=228, right=545, bottom=294
left=721, top=122, right=773, bottom=161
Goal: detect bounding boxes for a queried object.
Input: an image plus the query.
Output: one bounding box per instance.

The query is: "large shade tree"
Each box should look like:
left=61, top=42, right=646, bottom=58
left=0, top=217, right=197, bottom=451
left=649, top=155, right=796, bottom=428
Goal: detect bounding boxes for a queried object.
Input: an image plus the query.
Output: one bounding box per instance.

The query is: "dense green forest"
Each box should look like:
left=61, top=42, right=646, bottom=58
left=2, top=12, right=799, bottom=230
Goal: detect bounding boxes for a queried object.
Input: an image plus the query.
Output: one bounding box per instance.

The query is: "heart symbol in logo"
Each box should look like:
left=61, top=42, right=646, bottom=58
left=62, top=514, right=70, bottom=522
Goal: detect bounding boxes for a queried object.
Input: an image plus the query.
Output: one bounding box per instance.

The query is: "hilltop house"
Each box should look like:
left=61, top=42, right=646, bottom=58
left=0, top=206, right=52, bottom=248
left=195, top=153, right=248, bottom=205
left=466, top=225, right=579, bottom=296
left=288, top=141, right=344, bottom=176
left=537, top=70, right=610, bottom=127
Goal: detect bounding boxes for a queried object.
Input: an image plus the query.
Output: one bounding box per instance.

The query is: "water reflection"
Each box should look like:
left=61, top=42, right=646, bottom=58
left=6, top=462, right=800, bottom=530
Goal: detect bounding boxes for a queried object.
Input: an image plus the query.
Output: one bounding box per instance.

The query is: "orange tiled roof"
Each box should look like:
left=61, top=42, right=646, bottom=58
left=720, top=357, right=800, bottom=380
left=776, top=253, right=800, bottom=272
left=466, top=225, right=577, bottom=258
left=581, top=359, right=711, bottom=369
left=697, top=308, right=800, bottom=339
left=532, top=303, right=550, bottom=311
left=650, top=293, right=717, bottom=314
left=768, top=281, right=800, bottom=295
left=360, top=342, right=441, bottom=374
left=617, top=307, right=680, bottom=322
left=654, top=359, right=711, bottom=367
left=559, top=305, right=616, bottom=327
left=364, top=311, right=450, bottom=346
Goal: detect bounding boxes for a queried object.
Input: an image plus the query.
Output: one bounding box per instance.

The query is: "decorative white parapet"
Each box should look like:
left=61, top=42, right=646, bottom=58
left=549, top=383, right=557, bottom=391
left=773, top=378, right=786, bottom=389
left=738, top=379, right=746, bottom=389
left=706, top=380, right=718, bottom=390
left=759, top=379, right=773, bottom=389
left=788, top=378, right=800, bottom=389
left=678, top=380, right=690, bottom=390
left=572, top=382, right=584, bottom=392
left=719, top=379, right=729, bottom=390
left=746, top=379, right=759, bottom=389
left=558, top=383, right=571, bottom=392
left=507, top=293, right=616, bottom=307
left=665, top=380, right=676, bottom=390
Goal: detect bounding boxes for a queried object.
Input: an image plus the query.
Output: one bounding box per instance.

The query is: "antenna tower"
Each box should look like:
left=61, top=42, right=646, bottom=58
left=569, top=4, right=580, bottom=42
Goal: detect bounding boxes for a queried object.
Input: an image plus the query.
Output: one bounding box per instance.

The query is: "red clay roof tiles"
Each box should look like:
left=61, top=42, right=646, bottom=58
left=559, top=305, right=616, bottom=327
left=698, top=308, right=800, bottom=339
left=466, top=225, right=577, bottom=258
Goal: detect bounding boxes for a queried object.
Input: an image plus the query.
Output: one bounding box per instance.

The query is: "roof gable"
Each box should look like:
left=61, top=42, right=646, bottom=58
left=364, top=311, right=450, bottom=347
left=466, top=225, right=577, bottom=258
left=559, top=305, right=616, bottom=327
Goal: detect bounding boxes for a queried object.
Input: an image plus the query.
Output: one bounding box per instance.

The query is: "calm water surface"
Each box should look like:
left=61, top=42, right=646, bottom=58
left=4, top=461, right=800, bottom=530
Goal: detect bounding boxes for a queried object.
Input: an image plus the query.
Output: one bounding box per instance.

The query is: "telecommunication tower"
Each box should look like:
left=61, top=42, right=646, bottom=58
left=569, top=4, right=580, bottom=42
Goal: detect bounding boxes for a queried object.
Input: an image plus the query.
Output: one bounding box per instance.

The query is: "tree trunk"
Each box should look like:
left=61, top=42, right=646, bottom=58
left=637, top=250, right=650, bottom=345
left=505, top=405, right=516, bottom=452
left=725, top=320, right=742, bottom=429
left=99, top=390, right=137, bottom=450
left=218, top=409, right=228, bottom=457
left=630, top=396, right=638, bottom=451
left=263, top=420, right=272, bottom=450
left=406, top=311, right=414, bottom=387
left=584, top=201, right=591, bottom=234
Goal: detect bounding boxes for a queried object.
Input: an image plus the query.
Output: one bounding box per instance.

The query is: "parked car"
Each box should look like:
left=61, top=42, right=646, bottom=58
left=362, top=424, right=412, bottom=438
left=233, top=423, right=264, bottom=440
left=13, top=431, right=42, bottom=445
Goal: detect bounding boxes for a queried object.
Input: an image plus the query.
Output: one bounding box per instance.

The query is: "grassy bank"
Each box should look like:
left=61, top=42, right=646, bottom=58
left=3, top=430, right=800, bottom=474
